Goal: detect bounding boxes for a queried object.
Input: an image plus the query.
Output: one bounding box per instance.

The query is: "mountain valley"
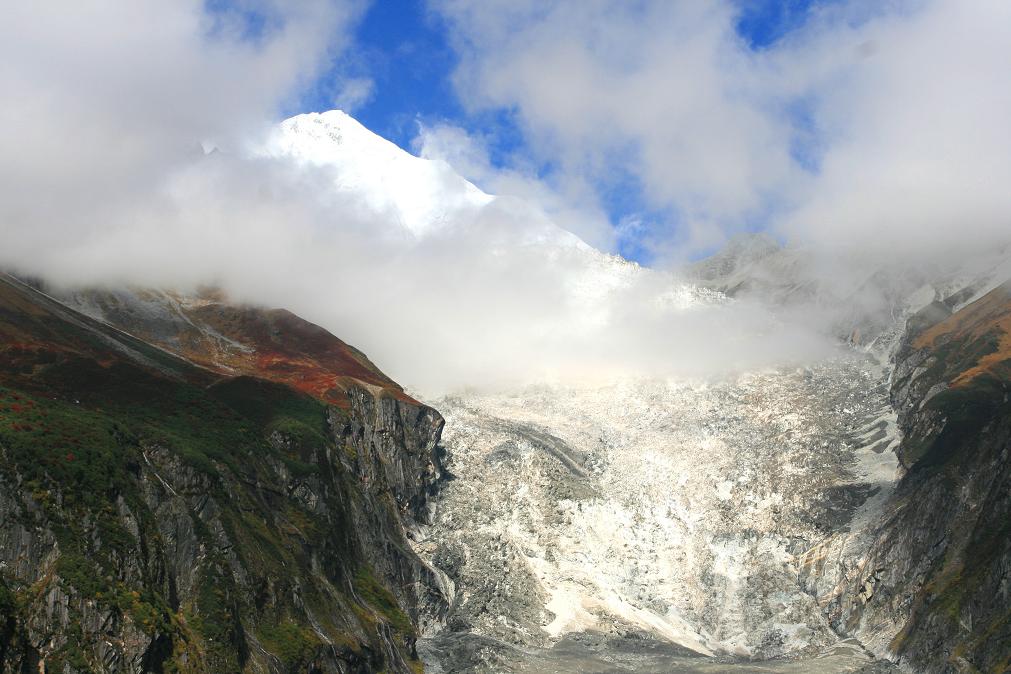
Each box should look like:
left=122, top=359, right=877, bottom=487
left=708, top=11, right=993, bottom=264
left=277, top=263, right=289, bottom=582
left=2, top=109, right=1010, bottom=674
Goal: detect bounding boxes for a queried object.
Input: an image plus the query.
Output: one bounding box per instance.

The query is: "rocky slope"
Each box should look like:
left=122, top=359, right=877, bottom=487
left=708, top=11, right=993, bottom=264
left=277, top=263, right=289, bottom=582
left=693, top=240, right=1011, bottom=672
left=0, top=274, right=447, bottom=673
left=807, top=281, right=1011, bottom=673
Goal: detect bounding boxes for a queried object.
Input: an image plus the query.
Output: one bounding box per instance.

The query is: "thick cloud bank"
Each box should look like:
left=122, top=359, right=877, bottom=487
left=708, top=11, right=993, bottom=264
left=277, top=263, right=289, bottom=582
left=433, top=0, right=1011, bottom=262
left=2, top=1, right=1008, bottom=394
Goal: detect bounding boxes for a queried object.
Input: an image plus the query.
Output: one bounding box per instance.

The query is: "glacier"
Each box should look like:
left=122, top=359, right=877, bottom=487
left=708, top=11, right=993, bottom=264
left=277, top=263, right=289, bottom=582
left=414, top=356, right=902, bottom=672
left=264, top=109, right=928, bottom=672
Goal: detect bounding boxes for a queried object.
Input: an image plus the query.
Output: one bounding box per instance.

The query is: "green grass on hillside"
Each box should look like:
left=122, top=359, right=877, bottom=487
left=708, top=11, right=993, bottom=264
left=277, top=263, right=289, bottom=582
left=0, top=340, right=424, bottom=672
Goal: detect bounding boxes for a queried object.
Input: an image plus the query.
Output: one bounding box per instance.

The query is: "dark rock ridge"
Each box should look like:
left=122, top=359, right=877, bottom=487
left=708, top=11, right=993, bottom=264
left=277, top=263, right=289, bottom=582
left=825, top=282, right=1011, bottom=673
left=0, top=274, right=448, bottom=673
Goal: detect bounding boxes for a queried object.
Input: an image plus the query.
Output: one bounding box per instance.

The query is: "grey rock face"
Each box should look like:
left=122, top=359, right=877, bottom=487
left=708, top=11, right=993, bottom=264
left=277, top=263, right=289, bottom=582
left=0, top=386, right=449, bottom=674
left=800, top=281, right=1011, bottom=673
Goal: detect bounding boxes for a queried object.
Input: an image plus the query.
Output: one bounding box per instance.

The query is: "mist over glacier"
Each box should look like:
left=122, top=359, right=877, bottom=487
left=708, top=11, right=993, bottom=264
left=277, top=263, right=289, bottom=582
left=2, top=1, right=1010, bottom=395
left=2, top=106, right=843, bottom=394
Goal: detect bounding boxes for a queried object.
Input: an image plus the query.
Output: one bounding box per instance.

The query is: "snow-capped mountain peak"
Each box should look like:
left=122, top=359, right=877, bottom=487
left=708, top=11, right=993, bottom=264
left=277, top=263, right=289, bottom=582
left=264, top=109, right=719, bottom=322
left=269, top=110, right=493, bottom=237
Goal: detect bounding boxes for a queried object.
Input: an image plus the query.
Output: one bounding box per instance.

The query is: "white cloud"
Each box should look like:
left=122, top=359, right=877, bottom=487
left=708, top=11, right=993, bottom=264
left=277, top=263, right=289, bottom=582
left=430, top=0, right=1011, bottom=263
left=0, top=0, right=835, bottom=396
left=414, top=121, right=617, bottom=249
left=2, top=0, right=1008, bottom=396
left=0, top=0, right=363, bottom=268
left=431, top=1, right=798, bottom=250
left=774, top=0, right=1011, bottom=259
left=333, top=76, right=376, bottom=112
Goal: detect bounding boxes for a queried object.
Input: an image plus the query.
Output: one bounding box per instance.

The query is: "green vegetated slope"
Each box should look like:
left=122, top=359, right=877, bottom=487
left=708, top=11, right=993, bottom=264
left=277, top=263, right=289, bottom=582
left=0, top=275, right=443, bottom=673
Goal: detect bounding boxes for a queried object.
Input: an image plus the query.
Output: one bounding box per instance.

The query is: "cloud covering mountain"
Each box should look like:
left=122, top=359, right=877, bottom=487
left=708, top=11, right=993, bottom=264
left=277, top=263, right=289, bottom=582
left=2, top=1, right=1009, bottom=393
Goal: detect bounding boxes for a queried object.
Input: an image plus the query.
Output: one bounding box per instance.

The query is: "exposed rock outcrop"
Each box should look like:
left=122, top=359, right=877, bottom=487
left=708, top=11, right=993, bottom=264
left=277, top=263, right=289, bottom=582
left=813, top=282, right=1011, bottom=673
left=0, top=274, right=448, bottom=673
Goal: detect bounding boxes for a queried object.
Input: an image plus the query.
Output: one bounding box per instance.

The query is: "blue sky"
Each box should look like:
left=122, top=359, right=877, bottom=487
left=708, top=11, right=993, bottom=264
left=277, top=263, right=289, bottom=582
left=295, top=0, right=532, bottom=175
left=299, top=0, right=461, bottom=147
left=300, top=0, right=831, bottom=142
left=290, top=0, right=833, bottom=262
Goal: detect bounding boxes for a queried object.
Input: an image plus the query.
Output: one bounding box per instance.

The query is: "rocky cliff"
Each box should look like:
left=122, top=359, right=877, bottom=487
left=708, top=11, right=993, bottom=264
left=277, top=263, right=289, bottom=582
left=810, top=281, right=1011, bottom=673
left=0, top=274, right=447, bottom=673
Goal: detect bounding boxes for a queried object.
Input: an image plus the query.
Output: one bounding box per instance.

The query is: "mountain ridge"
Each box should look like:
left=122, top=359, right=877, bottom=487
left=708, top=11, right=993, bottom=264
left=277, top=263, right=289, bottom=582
left=52, top=283, right=419, bottom=408
left=0, top=273, right=448, bottom=673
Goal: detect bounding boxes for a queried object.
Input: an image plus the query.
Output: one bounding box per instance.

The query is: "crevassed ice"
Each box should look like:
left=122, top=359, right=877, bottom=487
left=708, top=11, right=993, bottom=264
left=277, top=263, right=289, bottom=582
left=418, top=357, right=899, bottom=661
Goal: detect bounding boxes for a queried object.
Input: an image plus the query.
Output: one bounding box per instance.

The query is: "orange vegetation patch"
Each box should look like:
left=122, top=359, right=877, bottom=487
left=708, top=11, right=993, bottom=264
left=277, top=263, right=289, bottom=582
left=252, top=350, right=344, bottom=406
left=167, top=302, right=417, bottom=406
left=0, top=277, right=418, bottom=407
left=913, top=283, right=1011, bottom=388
